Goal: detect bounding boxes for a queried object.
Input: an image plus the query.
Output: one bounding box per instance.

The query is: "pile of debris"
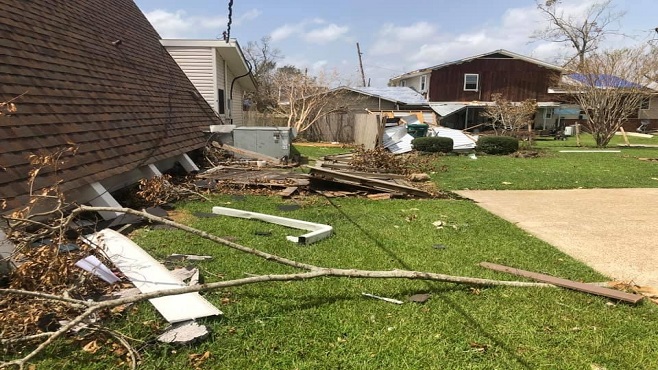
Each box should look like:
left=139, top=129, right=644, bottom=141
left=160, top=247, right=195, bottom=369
left=198, top=141, right=438, bottom=199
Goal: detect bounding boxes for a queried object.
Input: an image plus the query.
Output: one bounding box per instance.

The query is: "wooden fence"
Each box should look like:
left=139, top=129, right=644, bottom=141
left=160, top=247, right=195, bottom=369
left=243, top=111, right=383, bottom=147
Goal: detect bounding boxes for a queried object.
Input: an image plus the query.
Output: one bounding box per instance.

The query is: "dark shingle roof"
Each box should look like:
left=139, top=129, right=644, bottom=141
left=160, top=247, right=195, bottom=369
left=0, top=0, right=221, bottom=208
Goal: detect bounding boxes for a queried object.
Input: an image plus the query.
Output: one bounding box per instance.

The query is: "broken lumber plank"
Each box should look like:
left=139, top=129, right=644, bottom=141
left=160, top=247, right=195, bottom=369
left=308, top=166, right=430, bottom=198
left=319, top=161, right=399, bottom=174
left=220, top=144, right=281, bottom=164
left=479, top=262, right=644, bottom=304
left=279, top=186, right=298, bottom=198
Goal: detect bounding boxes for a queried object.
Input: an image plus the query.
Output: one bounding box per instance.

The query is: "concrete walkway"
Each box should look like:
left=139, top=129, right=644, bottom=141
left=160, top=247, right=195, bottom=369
left=457, top=188, right=658, bottom=288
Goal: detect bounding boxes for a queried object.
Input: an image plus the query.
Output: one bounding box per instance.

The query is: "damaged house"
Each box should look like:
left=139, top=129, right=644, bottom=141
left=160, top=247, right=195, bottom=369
left=390, top=49, right=566, bottom=131
left=0, top=0, right=224, bottom=218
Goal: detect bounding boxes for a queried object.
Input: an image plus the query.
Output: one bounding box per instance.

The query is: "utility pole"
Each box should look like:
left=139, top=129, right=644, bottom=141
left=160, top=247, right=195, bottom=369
left=356, top=42, right=366, bottom=87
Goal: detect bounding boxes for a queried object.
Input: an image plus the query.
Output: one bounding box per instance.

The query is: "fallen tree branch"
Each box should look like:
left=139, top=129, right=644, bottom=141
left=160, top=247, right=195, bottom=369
left=2, top=205, right=562, bottom=369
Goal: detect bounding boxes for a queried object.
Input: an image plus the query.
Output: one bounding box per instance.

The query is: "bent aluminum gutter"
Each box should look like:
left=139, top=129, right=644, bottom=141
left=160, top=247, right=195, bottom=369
left=211, top=206, right=333, bottom=245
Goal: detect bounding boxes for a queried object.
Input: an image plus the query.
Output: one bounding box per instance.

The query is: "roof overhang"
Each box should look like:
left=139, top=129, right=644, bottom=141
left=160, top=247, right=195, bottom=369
left=161, top=39, right=257, bottom=91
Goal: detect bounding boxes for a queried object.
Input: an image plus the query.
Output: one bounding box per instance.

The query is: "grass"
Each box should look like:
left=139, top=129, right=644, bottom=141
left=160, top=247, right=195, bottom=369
left=435, top=134, right=658, bottom=190
left=27, top=194, right=658, bottom=369
left=16, top=135, right=658, bottom=369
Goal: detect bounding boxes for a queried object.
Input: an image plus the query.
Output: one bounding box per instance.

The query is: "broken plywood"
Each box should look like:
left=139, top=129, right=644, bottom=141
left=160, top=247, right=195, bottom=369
left=85, top=229, right=222, bottom=322
left=308, top=166, right=430, bottom=198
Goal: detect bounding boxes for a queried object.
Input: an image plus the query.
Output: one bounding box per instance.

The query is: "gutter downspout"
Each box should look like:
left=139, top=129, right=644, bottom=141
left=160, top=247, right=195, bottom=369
left=230, top=59, right=253, bottom=125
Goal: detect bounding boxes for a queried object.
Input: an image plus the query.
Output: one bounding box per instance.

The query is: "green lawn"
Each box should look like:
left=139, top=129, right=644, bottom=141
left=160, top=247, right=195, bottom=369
left=14, top=136, right=658, bottom=369
left=26, top=194, right=658, bottom=369
left=434, top=135, right=658, bottom=190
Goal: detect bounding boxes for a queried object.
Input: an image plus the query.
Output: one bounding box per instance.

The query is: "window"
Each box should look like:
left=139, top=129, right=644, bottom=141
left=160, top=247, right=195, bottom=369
left=399, top=80, right=406, bottom=87
left=640, top=98, right=650, bottom=110
left=464, top=74, right=479, bottom=91
left=545, top=109, right=553, bottom=119
left=217, top=89, right=225, bottom=114
left=420, top=75, right=427, bottom=92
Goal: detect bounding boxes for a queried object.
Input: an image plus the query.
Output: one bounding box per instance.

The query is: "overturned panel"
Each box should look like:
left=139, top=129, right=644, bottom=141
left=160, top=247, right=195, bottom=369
left=211, top=206, right=333, bottom=245
left=85, top=229, right=222, bottom=323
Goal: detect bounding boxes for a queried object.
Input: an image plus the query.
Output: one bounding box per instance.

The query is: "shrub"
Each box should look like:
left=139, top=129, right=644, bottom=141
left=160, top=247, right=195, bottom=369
left=476, top=135, right=519, bottom=155
left=411, top=137, right=453, bottom=153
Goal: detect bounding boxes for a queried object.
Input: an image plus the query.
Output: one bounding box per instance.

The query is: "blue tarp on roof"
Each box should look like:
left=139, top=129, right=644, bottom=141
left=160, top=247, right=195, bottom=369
left=567, top=73, right=642, bottom=89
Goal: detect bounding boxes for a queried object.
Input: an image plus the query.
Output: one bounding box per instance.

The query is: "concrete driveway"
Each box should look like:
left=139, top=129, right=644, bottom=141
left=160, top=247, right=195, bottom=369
left=457, top=188, right=658, bottom=288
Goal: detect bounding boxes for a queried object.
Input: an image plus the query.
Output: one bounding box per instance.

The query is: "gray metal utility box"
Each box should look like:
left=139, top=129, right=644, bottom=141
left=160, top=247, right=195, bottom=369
left=232, top=126, right=293, bottom=159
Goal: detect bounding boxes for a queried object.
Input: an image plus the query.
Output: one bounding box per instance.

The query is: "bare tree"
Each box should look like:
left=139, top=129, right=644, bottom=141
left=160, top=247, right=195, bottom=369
left=271, top=68, right=355, bottom=134
left=243, top=36, right=282, bottom=111
left=533, top=0, right=625, bottom=67
left=481, top=93, right=538, bottom=136
left=558, top=47, right=655, bottom=147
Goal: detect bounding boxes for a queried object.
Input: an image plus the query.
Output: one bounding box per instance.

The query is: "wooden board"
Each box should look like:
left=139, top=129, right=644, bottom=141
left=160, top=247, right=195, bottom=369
left=220, top=144, right=281, bottom=164
left=480, top=262, right=644, bottom=304
left=279, top=187, right=298, bottom=198
left=308, top=166, right=430, bottom=198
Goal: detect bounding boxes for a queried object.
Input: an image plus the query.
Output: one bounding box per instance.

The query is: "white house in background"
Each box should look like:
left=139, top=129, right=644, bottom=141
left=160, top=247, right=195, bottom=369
left=161, top=39, right=257, bottom=126
left=389, top=68, right=432, bottom=97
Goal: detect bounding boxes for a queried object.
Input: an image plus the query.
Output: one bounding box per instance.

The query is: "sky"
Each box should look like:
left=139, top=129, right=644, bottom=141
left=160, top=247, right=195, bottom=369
left=134, top=0, right=658, bottom=87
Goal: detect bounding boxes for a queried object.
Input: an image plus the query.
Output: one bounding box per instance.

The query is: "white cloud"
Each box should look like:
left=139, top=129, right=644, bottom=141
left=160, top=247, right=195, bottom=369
left=270, top=19, right=349, bottom=44
left=303, top=24, right=349, bottom=44
left=235, top=9, right=262, bottom=25
left=145, top=9, right=193, bottom=38
left=144, top=8, right=260, bottom=38
left=271, top=24, right=303, bottom=42
left=371, top=21, right=437, bottom=56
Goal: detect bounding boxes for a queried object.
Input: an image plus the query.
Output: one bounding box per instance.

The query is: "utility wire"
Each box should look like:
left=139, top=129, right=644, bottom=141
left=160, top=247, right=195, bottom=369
left=224, top=0, right=234, bottom=42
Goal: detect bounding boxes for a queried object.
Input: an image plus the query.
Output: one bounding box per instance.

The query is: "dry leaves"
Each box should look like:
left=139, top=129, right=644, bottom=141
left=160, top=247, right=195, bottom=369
left=189, top=351, right=211, bottom=369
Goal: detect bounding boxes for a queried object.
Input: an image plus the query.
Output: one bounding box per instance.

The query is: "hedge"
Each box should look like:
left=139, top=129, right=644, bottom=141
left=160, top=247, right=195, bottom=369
left=412, top=136, right=453, bottom=153
left=476, top=135, right=519, bottom=155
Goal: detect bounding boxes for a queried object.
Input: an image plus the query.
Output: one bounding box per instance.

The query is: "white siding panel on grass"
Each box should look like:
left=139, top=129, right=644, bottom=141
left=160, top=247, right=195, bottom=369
left=166, top=47, right=215, bottom=110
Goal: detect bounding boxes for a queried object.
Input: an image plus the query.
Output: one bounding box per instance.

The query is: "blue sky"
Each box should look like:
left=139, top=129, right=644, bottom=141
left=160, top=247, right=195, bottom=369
left=134, top=0, right=658, bottom=87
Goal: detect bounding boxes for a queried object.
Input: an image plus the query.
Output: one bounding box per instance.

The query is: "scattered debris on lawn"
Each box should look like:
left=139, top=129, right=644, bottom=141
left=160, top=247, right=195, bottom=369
left=74, top=255, right=120, bottom=284
left=308, top=166, right=432, bottom=198
left=211, top=206, right=333, bottom=245
left=428, top=126, right=477, bottom=151
left=480, top=262, right=644, bottom=304
left=158, top=321, right=210, bottom=344
left=559, top=150, right=621, bottom=153
left=84, top=229, right=222, bottom=322
left=362, top=292, right=404, bottom=305
left=408, top=293, right=431, bottom=303
left=1, top=241, right=120, bottom=340
left=166, top=254, right=213, bottom=262
left=608, top=281, right=658, bottom=304
left=638, top=157, right=658, bottom=162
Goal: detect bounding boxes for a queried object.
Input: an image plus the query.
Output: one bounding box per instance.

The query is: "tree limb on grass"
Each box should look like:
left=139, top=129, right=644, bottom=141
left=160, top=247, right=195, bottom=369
left=2, top=205, right=558, bottom=369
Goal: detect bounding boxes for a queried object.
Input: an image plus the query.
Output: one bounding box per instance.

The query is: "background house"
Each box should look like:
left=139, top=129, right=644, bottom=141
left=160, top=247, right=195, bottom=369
left=0, top=0, right=221, bottom=217
left=162, top=39, right=257, bottom=127
left=391, top=50, right=565, bottom=130
left=336, top=86, right=429, bottom=111
left=389, top=70, right=432, bottom=98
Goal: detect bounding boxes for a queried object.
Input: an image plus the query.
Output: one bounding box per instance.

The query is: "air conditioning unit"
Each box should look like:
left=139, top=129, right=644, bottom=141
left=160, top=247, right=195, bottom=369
left=232, top=126, right=294, bottom=159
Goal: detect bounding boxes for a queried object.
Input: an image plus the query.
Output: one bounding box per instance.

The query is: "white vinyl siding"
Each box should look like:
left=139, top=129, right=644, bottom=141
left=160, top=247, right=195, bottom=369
left=166, top=47, right=215, bottom=110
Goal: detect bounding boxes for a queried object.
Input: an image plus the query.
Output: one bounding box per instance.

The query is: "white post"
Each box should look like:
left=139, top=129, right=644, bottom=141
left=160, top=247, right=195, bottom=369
left=177, top=153, right=200, bottom=172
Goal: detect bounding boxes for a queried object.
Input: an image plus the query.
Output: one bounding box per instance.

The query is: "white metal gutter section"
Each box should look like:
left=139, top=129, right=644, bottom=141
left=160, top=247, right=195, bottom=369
left=211, top=206, right=333, bottom=245
left=429, top=103, right=467, bottom=117
left=85, top=229, right=222, bottom=323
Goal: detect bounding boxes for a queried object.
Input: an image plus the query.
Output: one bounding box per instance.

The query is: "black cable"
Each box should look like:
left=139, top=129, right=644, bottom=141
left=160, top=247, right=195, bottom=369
left=225, top=0, right=234, bottom=42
